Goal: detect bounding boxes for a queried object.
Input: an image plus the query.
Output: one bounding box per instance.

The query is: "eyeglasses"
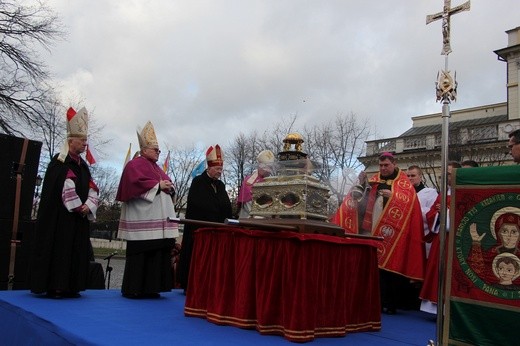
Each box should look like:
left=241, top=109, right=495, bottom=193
left=147, top=148, right=161, bottom=154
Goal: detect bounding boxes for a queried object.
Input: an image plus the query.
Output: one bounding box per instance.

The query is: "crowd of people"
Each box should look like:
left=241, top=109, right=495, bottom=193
left=330, top=130, right=520, bottom=316
left=28, top=106, right=520, bottom=318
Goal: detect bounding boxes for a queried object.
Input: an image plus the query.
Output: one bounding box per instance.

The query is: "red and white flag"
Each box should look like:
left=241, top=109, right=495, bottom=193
left=162, top=150, right=170, bottom=173
left=86, top=145, right=97, bottom=165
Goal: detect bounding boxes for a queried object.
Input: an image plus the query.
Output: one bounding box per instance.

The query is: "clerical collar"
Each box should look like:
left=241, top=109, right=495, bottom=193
left=205, top=171, right=219, bottom=181
left=69, top=152, right=81, bottom=165
left=379, top=169, right=399, bottom=183
left=414, top=182, right=425, bottom=193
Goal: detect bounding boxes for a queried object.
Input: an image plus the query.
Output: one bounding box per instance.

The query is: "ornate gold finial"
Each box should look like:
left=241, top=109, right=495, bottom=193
left=435, top=70, right=457, bottom=102
left=279, top=133, right=307, bottom=161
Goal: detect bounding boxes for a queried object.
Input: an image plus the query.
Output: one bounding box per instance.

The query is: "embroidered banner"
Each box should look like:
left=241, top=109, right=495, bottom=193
left=445, top=165, right=520, bottom=345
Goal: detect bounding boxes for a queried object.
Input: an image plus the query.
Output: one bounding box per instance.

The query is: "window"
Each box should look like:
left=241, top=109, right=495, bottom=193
left=404, top=136, right=426, bottom=150
left=468, top=125, right=498, bottom=143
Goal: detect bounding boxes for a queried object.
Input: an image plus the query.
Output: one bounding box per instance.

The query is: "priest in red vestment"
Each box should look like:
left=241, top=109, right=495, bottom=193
left=419, top=161, right=461, bottom=314
left=332, top=152, right=425, bottom=314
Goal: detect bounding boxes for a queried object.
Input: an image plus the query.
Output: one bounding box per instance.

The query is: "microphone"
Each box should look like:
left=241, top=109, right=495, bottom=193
left=103, top=252, right=118, bottom=260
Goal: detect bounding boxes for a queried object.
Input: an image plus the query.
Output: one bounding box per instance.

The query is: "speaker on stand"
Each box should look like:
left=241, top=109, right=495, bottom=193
left=0, top=134, right=42, bottom=290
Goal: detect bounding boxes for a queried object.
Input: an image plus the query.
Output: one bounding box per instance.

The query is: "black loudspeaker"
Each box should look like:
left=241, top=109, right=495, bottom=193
left=0, top=134, right=42, bottom=221
left=0, top=219, right=35, bottom=290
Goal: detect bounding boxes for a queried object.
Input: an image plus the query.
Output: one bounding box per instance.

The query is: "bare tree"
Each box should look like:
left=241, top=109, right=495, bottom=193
left=225, top=112, right=372, bottom=206
left=226, top=130, right=280, bottom=201
left=0, top=0, right=63, bottom=134
left=28, top=93, right=65, bottom=164
left=329, top=113, right=371, bottom=170
left=302, top=122, right=334, bottom=181
left=265, top=113, right=298, bottom=151
left=227, top=132, right=250, bottom=197
left=163, top=145, right=204, bottom=216
left=325, top=113, right=372, bottom=200
left=224, top=115, right=298, bottom=204
left=89, top=165, right=120, bottom=207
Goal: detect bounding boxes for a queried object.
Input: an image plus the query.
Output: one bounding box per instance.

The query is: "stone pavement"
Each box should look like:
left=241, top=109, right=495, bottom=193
left=95, top=256, right=125, bottom=289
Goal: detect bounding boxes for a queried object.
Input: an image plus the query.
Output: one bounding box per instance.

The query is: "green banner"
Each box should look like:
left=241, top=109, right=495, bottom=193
left=445, top=165, right=520, bottom=345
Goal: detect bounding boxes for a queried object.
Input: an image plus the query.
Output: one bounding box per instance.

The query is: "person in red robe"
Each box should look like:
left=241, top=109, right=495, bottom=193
left=332, top=152, right=425, bottom=314
left=419, top=161, right=461, bottom=314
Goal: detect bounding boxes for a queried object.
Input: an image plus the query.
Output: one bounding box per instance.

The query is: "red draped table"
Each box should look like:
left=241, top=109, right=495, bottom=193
left=184, top=227, right=381, bottom=342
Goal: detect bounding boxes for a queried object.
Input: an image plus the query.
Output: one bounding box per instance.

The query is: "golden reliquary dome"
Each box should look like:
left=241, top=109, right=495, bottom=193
left=283, top=133, right=304, bottom=151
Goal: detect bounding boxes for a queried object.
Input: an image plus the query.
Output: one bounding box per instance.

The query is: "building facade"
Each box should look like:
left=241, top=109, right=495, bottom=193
left=358, top=26, right=520, bottom=188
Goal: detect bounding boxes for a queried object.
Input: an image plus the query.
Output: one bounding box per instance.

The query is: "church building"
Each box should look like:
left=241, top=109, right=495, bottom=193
left=358, top=26, right=520, bottom=188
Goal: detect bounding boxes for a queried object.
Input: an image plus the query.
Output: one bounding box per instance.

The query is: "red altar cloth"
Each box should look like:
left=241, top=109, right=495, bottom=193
left=184, top=227, right=381, bottom=342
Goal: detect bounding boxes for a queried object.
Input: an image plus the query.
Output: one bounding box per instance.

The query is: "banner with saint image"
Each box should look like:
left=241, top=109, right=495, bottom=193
left=445, top=165, right=520, bottom=345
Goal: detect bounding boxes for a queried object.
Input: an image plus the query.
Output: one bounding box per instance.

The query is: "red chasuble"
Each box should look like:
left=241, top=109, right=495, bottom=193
left=332, top=169, right=425, bottom=281
left=330, top=191, right=359, bottom=234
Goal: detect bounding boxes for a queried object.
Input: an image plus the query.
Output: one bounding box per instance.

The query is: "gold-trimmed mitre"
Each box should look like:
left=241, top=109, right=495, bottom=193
left=58, top=106, right=89, bottom=162
left=206, top=144, right=224, bottom=167
left=67, top=107, right=89, bottom=138
left=257, top=150, right=275, bottom=164
left=137, top=121, right=159, bottom=149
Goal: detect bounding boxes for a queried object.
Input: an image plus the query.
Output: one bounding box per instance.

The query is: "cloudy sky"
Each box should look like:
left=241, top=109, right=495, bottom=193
left=40, top=0, right=518, bottom=171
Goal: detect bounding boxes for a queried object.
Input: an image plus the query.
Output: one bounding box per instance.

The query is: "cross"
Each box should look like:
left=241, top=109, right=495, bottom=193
left=426, top=0, right=470, bottom=55
left=389, top=207, right=402, bottom=221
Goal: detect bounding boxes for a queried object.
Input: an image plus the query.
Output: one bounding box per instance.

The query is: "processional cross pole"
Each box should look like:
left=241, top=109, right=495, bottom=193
left=425, top=1, right=470, bottom=346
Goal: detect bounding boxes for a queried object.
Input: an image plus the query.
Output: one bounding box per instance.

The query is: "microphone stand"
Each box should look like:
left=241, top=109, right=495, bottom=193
left=103, top=252, right=117, bottom=289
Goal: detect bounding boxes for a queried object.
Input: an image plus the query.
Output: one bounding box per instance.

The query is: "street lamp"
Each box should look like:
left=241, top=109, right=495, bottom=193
left=33, top=174, right=42, bottom=219
left=35, top=174, right=42, bottom=196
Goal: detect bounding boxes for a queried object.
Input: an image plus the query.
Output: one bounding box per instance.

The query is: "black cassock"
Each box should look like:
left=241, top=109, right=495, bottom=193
left=177, top=171, right=232, bottom=291
left=29, top=154, right=92, bottom=295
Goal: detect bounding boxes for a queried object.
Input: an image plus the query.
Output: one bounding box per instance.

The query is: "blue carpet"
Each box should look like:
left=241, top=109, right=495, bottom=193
left=0, top=290, right=436, bottom=345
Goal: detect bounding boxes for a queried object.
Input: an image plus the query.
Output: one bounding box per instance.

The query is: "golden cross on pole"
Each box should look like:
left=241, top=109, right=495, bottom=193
left=426, top=0, right=470, bottom=55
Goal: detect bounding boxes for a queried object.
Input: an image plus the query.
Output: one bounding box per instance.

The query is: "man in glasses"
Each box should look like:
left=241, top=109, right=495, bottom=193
left=116, top=121, right=178, bottom=298
left=508, top=129, right=520, bottom=163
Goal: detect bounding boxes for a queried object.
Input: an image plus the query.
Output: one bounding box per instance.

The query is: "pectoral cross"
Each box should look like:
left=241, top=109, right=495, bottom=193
left=426, top=0, right=470, bottom=55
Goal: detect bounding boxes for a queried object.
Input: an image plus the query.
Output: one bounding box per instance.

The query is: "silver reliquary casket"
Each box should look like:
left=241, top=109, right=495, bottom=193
left=249, top=133, right=331, bottom=220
